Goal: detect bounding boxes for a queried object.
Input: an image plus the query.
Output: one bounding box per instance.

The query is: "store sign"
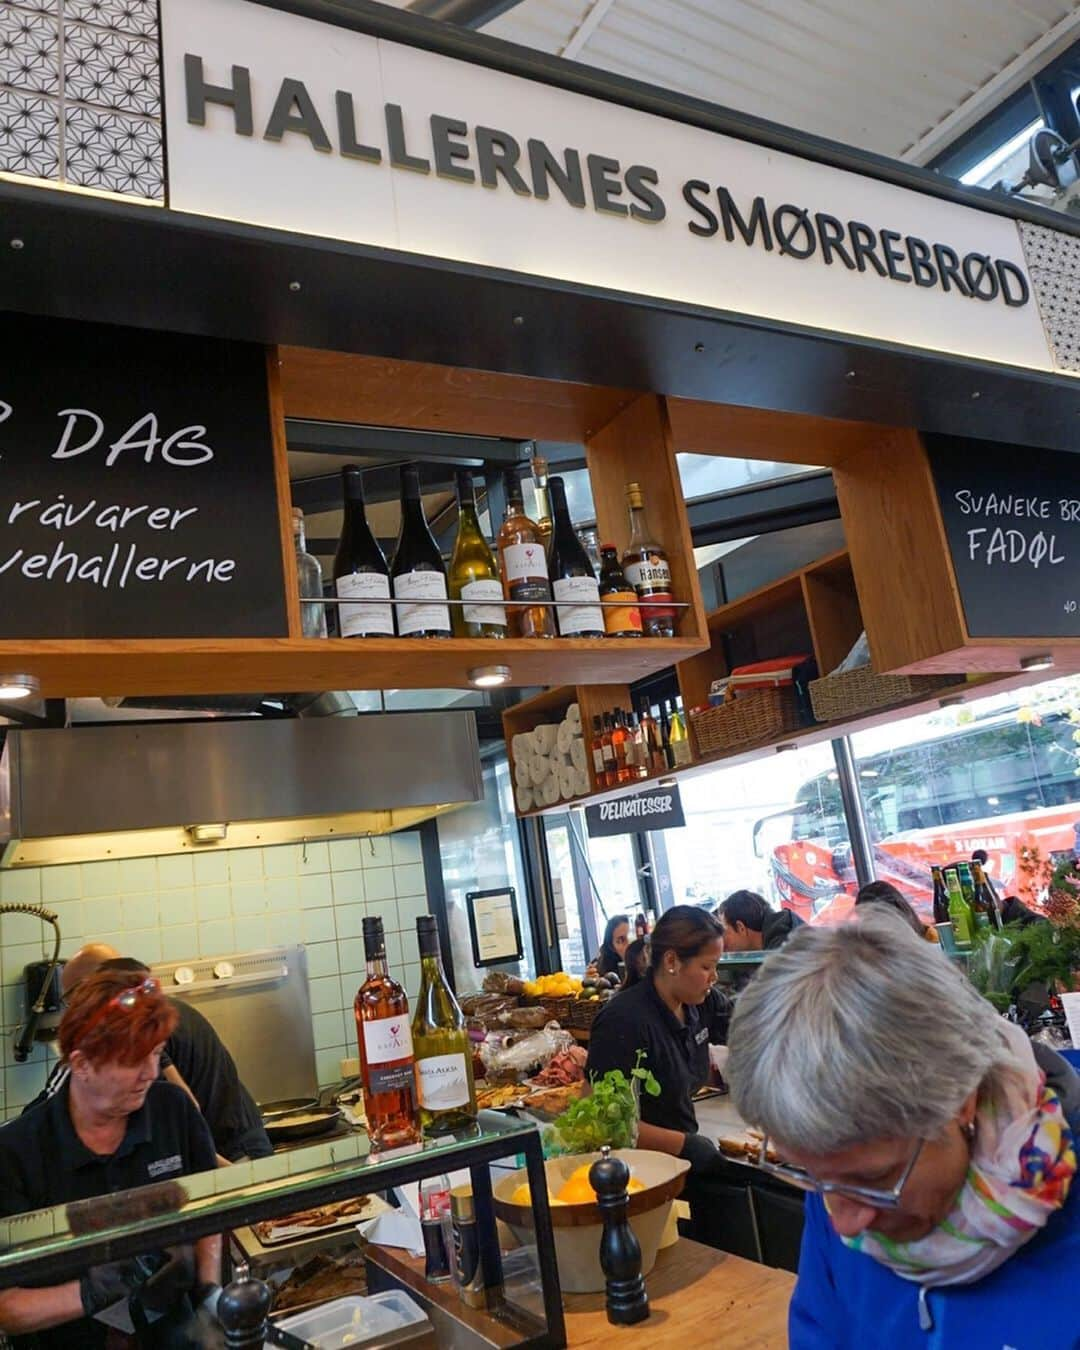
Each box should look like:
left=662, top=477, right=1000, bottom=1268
left=160, top=0, right=1059, bottom=376
left=928, top=434, right=1080, bottom=640
left=586, top=786, right=685, bottom=838
left=0, top=314, right=288, bottom=639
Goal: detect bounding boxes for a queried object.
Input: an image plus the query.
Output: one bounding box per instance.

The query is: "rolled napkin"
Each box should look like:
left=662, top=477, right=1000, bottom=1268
left=572, top=766, right=590, bottom=797
left=511, top=733, right=532, bottom=760
left=556, top=719, right=574, bottom=756
left=565, top=702, right=582, bottom=733
left=569, top=737, right=588, bottom=773
left=533, top=723, right=558, bottom=756
left=530, top=753, right=551, bottom=782
left=540, top=775, right=560, bottom=807
left=514, top=757, right=532, bottom=789
left=558, top=761, right=577, bottom=800
left=515, top=784, right=534, bottom=813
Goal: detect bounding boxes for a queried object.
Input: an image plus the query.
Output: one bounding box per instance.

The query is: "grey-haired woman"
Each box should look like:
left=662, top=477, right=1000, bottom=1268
left=727, top=908, right=1080, bottom=1348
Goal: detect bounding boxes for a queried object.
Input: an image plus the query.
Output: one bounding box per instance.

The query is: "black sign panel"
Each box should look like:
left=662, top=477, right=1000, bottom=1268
left=586, top=785, right=685, bottom=838
left=927, top=434, right=1080, bottom=641
left=0, top=315, right=288, bottom=638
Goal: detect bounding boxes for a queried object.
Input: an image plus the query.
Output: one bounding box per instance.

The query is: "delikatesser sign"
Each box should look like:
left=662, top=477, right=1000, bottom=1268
left=161, top=0, right=1055, bottom=374
left=586, top=786, right=686, bottom=838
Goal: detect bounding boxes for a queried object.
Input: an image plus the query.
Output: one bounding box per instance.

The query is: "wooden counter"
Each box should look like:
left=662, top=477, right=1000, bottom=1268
left=563, top=1241, right=793, bottom=1347
left=368, top=1237, right=793, bottom=1348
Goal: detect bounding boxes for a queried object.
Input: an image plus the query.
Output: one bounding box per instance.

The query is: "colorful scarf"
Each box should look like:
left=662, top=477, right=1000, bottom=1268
left=844, top=1022, right=1076, bottom=1287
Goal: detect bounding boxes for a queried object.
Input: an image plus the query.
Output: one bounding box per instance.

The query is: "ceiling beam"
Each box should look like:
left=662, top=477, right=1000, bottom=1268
left=561, top=0, right=618, bottom=61
left=405, top=0, right=527, bottom=29
left=286, top=418, right=525, bottom=464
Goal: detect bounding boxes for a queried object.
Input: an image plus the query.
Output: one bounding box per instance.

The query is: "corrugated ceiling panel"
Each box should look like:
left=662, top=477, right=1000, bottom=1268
left=479, top=0, right=1079, bottom=158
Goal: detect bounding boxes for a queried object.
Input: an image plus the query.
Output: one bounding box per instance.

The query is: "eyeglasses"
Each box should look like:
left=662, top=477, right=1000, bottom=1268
left=79, top=977, right=161, bottom=1039
left=749, top=1135, right=925, bottom=1209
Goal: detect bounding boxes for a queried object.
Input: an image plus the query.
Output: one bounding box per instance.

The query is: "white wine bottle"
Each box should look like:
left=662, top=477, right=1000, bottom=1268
left=412, top=915, right=477, bottom=1136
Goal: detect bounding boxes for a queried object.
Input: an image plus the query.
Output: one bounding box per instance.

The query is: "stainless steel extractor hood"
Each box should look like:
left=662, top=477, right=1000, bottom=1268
left=0, top=714, right=482, bottom=867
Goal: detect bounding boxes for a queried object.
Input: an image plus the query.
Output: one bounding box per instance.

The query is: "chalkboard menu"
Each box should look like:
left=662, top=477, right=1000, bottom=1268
left=927, top=434, right=1080, bottom=641
left=0, top=315, right=288, bottom=638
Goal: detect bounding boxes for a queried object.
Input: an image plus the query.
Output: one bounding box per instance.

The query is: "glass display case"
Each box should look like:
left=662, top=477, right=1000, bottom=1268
left=0, top=1112, right=565, bottom=1348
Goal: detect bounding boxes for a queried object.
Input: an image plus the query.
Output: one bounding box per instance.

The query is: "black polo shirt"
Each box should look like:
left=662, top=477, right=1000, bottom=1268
left=0, top=1080, right=217, bottom=1349
left=586, top=977, right=723, bottom=1136
left=167, top=1001, right=271, bottom=1161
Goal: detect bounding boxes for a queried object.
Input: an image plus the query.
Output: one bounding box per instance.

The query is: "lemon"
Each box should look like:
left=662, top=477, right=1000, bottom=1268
left=556, top=1163, right=645, bottom=1204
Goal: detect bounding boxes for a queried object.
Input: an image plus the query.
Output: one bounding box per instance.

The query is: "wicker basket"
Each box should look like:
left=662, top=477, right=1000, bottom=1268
left=690, top=686, right=801, bottom=756
left=809, top=666, right=952, bottom=723
left=522, top=995, right=574, bottom=1025
left=568, top=998, right=605, bottom=1030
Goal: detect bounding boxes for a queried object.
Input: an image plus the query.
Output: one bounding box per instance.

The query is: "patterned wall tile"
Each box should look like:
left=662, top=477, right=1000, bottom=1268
left=1018, top=221, right=1080, bottom=375
left=65, top=102, right=161, bottom=196
left=0, top=86, right=58, bottom=178
left=63, top=0, right=156, bottom=38
left=63, top=22, right=157, bottom=116
left=0, top=6, right=59, bottom=95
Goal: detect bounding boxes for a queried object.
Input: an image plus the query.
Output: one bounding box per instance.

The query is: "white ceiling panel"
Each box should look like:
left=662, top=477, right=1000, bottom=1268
left=377, top=0, right=1080, bottom=162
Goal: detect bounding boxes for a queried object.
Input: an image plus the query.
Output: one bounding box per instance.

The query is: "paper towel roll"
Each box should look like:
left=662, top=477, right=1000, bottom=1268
left=533, top=723, right=558, bottom=755
left=511, top=733, right=531, bottom=760
left=572, top=766, right=590, bottom=797
left=514, top=757, right=532, bottom=789
left=540, top=775, right=560, bottom=807
left=558, top=761, right=577, bottom=800
left=515, top=784, right=534, bottom=813
left=530, top=753, right=551, bottom=782
left=569, top=737, right=588, bottom=773
left=556, top=719, right=574, bottom=756
left=566, top=702, right=582, bottom=732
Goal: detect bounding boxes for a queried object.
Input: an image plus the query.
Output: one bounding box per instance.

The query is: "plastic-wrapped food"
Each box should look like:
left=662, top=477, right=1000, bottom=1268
left=478, top=1025, right=574, bottom=1082
left=496, top=1007, right=549, bottom=1030
left=481, top=971, right=526, bottom=996
left=459, top=993, right=517, bottom=1022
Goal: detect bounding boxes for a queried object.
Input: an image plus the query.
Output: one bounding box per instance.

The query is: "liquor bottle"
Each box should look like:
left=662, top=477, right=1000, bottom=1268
left=412, top=915, right=477, bottom=1136
left=598, top=546, right=643, bottom=639
left=355, top=916, right=420, bottom=1150
left=611, top=711, right=632, bottom=785
left=449, top=471, right=507, bottom=639
left=392, top=466, right=452, bottom=638
left=530, top=452, right=553, bottom=555
left=622, top=483, right=677, bottom=638
left=497, top=469, right=555, bottom=639
left=931, top=865, right=950, bottom=927
left=333, top=466, right=394, bottom=639
left=658, top=702, right=675, bottom=771
left=972, top=860, right=1003, bottom=931
left=590, top=715, right=606, bottom=787
left=600, top=712, right=617, bottom=788
left=629, top=713, right=649, bottom=780
left=668, top=699, right=692, bottom=767
left=944, top=868, right=974, bottom=946
left=956, top=862, right=976, bottom=912
left=292, top=508, right=328, bottom=639
left=640, top=702, right=666, bottom=775
left=548, top=477, right=604, bottom=638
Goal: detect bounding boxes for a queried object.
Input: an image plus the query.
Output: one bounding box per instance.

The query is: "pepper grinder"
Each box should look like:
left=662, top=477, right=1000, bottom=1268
left=588, top=1146, right=650, bottom=1325
left=217, top=1276, right=272, bottom=1348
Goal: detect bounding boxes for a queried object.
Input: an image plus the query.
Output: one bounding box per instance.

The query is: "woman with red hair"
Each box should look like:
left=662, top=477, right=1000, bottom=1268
left=0, top=970, right=221, bottom=1346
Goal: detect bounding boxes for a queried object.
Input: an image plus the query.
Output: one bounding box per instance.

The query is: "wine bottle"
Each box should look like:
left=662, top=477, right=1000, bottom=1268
left=292, top=508, right=328, bottom=639
left=600, top=712, right=617, bottom=787
left=622, top=483, right=677, bottom=638
left=931, top=865, right=950, bottom=927
left=972, top=860, right=1002, bottom=931
left=412, top=915, right=477, bottom=1136
left=497, top=469, right=555, bottom=639
left=658, top=702, right=675, bottom=770
left=668, top=699, right=692, bottom=767
left=449, top=471, right=506, bottom=639
left=629, top=712, right=649, bottom=780
left=392, top=465, right=452, bottom=639
left=548, top=476, right=604, bottom=639
left=333, top=466, right=394, bottom=639
left=590, top=715, right=606, bottom=787
left=599, top=545, right=643, bottom=638
left=355, top=916, right=420, bottom=1150
left=944, top=868, right=974, bottom=946
left=611, top=711, right=632, bottom=785
left=640, top=702, right=666, bottom=776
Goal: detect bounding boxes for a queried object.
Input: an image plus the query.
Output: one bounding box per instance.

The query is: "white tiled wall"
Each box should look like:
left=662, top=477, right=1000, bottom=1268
left=0, top=832, right=431, bottom=1120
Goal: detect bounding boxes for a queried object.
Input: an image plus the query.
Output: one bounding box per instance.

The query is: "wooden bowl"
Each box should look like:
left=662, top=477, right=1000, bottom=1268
left=492, top=1149, right=690, bottom=1294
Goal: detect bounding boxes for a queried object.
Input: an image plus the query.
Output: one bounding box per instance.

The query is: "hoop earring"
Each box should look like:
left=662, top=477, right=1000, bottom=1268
left=961, top=1121, right=976, bottom=1144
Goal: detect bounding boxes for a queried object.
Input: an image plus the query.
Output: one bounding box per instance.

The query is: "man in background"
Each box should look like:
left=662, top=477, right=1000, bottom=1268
left=716, top=889, right=803, bottom=952
left=24, top=943, right=271, bottom=1161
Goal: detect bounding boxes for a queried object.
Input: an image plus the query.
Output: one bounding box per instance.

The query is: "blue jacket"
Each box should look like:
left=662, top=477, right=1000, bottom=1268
left=790, top=1049, right=1080, bottom=1349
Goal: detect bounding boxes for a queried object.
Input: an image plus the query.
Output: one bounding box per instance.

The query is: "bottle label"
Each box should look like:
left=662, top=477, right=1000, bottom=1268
left=624, top=556, right=673, bottom=593
left=592, top=746, right=605, bottom=774
left=394, top=571, right=451, bottom=636
left=336, top=572, right=394, bottom=638
left=552, top=576, right=603, bottom=636
left=502, top=542, right=548, bottom=585
left=416, top=1053, right=470, bottom=1109
left=461, top=578, right=506, bottom=627
left=363, top=1015, right=414, bottom=1065
left=601, top=587, right=643, bottom=636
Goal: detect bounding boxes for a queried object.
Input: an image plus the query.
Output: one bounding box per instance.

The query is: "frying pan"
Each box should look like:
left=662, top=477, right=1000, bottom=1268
left=261, top=1106, right=343, bottom=1143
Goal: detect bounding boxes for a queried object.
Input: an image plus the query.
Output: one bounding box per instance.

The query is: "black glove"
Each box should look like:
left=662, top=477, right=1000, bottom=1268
left=679, top=1130, right=721, bottom=1172
left=139, top=1246, right=197, bottom=1315
left=79, top=1258, right=143, bottom=1316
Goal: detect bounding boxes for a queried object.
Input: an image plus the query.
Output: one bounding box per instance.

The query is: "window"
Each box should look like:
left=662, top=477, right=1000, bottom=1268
left=648, top=739, right=852, bottom=923
left=544, top=812, right=644, bottom=974
left=849, top=675, right=1080, bottom=921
